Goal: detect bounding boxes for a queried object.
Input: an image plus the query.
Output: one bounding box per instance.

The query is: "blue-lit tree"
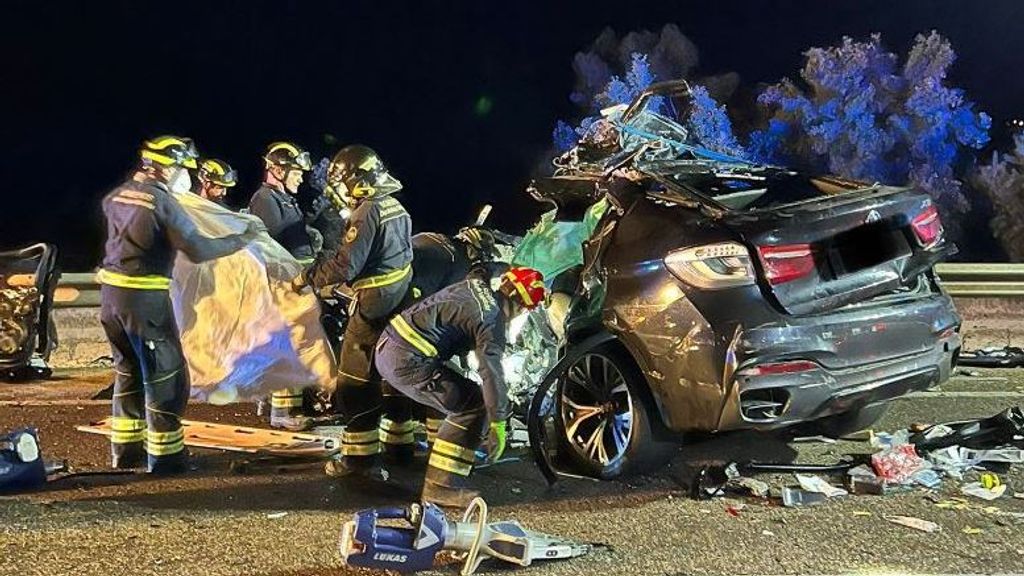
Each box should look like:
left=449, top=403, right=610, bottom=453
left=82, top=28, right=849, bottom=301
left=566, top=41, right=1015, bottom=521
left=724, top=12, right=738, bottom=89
left=975, top=135, right=1024, bottom=260
left=751, top=31, right=991, bottom=212
left=554, top=27, right=744, bottom=157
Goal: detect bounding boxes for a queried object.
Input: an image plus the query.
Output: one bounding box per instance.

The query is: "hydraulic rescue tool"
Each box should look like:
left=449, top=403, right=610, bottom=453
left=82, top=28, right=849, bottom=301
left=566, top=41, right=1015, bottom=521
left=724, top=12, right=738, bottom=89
left=339, top=497, right=593, bottom=575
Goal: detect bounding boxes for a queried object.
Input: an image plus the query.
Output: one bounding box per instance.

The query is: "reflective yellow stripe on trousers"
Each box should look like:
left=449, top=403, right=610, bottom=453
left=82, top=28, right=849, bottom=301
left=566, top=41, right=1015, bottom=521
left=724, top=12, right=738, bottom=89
left=341, top=428, right=380, bottom=456
left=146, top=428, right=185, bottom=456
left=110, top=417, right=146, bottom=444
left=428, top=438, right=475, bottom=477
left=379, top=418, right=416, bottom=445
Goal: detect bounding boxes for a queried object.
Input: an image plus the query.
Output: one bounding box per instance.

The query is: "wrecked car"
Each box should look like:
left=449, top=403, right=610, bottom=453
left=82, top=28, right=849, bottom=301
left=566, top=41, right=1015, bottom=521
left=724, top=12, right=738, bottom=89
left=525, top=81, right=962, bottom=480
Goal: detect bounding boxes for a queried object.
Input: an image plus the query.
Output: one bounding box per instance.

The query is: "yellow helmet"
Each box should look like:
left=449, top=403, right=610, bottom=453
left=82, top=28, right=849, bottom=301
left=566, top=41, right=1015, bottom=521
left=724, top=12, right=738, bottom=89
left=197, top=159, right=238, bottom=187
left=264, top=142, right=312, bottom=171
left=140, top=135, right=199, bottom=169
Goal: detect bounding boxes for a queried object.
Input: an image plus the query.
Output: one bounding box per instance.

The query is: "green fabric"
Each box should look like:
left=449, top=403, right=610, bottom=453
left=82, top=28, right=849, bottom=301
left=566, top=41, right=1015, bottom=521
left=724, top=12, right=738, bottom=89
left=512, top=198, right=609, bottom=281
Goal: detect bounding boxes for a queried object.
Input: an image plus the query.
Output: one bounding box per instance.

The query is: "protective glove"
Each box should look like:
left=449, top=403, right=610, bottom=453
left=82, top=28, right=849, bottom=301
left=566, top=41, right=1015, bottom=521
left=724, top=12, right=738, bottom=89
left=290, top=272, right=309, bottom=294
left=482, top=420, right=507, bottom=464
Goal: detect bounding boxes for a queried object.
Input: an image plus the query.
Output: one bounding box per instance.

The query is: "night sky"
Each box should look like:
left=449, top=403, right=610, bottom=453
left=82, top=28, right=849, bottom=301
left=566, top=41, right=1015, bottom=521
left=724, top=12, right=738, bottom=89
left=4, top=0, right=1023, bottom=269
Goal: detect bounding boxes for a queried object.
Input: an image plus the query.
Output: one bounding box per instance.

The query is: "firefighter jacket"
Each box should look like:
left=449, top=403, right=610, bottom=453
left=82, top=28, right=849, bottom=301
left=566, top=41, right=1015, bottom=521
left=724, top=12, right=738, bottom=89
left=387, top=278, right=510, bottom=422
left=305, top=195, right=412, bottom=291
left=248, top=184, right=314, bottom=260
left=99, top=173, right=247, bottom=289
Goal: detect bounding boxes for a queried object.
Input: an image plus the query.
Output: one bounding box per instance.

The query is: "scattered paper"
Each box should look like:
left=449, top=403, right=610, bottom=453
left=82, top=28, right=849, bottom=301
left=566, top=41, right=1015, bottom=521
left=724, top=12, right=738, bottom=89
left=962, top=526, right=983, bottom=535
left=885, top=515, right=941, bottom=533
left=962, top=482, right=1008, bottom=501
left=761, top=530, right=776, bottom=537
left=266, top=512, right=289, bottom=519
left=795, top=474, right=848, bottom=498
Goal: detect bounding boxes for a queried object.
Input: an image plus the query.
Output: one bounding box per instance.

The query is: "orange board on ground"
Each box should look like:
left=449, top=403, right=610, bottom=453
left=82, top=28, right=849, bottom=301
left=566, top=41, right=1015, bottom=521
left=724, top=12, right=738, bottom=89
left=77, top=418, right=339, bottom=458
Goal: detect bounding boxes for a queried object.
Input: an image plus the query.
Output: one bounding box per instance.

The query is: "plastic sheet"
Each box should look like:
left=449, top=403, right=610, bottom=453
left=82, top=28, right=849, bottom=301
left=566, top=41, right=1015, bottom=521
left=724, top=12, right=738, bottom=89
left=170, top=192, right=336, bottom=405
left=511, top=199, right=608, bottom=282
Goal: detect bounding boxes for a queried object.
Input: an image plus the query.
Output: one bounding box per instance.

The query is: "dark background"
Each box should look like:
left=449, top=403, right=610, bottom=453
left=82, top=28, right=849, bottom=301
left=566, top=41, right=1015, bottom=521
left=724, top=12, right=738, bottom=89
left=3, top=0, right=1022, bottom=269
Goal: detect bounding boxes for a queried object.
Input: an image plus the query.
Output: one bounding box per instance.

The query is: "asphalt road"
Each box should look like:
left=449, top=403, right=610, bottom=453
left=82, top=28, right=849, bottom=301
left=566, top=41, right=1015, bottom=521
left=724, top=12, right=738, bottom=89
left=1, top=368, right=1023, bottom=576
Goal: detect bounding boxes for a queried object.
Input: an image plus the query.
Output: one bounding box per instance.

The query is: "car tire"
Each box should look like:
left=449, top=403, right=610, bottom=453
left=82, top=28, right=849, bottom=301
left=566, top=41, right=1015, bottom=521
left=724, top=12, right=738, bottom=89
left=557, top=344, right=675, bottom=479
left=811, top=403, right=890, bottom=438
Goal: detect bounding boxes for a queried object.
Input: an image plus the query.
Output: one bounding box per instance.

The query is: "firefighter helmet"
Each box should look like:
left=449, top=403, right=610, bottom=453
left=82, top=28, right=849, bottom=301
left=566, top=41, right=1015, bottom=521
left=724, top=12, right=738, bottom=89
left=140, top=135, right=199, bottom=169
left=197, top=159, right=238, bottom=188
left=328, top=145, right=399, bottom=200
left=264, top=142, right=312, bottom=171
left=499, top=267, right=546, bottom=310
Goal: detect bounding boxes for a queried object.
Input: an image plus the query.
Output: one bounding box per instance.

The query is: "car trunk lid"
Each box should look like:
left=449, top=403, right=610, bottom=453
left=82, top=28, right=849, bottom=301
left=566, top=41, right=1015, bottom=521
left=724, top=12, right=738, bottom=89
left=667, top=172, right=955, bottom=315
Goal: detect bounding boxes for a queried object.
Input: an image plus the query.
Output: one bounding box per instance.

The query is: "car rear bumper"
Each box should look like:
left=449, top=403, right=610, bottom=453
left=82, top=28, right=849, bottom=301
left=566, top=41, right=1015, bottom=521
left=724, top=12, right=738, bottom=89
left=716, top=294, right=961, bottom=431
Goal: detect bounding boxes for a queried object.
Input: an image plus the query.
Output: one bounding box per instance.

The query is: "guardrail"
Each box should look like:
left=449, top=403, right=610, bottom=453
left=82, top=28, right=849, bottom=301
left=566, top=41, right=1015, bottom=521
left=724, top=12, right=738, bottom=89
left=49, top=263, right=1024, bottom=308
left=934, top=263, right=1024, bottom=297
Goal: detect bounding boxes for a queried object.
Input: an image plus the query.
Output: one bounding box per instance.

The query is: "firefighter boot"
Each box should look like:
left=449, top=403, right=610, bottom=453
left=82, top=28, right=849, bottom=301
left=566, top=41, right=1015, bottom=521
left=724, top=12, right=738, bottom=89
left=421, top=478, right=480, bottom=509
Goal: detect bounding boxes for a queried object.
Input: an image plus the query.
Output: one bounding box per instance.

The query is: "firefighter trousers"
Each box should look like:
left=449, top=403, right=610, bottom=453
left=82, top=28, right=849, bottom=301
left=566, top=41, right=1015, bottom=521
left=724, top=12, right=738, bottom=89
left=100, top=285, right=189, bottom=474
left=336, top=280, right=414, bottom=464
left=375, top=335, right=488, bottom=488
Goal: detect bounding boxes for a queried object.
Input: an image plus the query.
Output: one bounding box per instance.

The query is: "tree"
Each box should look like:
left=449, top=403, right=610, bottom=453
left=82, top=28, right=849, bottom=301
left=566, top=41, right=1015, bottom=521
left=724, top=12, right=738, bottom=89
left=553, top=25, right=742, bottom=155
left=975, top=135, right=1024, bottom=260
left=751, top=31, right=991, bottom=212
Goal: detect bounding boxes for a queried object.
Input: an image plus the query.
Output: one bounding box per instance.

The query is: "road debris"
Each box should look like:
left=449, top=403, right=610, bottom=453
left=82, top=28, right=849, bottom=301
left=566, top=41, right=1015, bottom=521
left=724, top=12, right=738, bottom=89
left=885, top=515, right=941, bottom=533
left=872, top=444, right=929, bottom=484
left=962, top=481, right=1008, bottom=501
left=781, top=487, right=828, bottom=507
left=266, top=512, right=289, bottom=520
left=962, top=526, right=983, bottom=535
left=795, top=474, right=847, bottom=497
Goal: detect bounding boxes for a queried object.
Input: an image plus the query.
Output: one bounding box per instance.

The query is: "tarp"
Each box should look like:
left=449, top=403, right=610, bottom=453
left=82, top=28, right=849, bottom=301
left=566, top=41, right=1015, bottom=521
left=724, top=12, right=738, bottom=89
left=170, top=192, right=335, bottom=405
left=511, top=198, right=608, bottom=282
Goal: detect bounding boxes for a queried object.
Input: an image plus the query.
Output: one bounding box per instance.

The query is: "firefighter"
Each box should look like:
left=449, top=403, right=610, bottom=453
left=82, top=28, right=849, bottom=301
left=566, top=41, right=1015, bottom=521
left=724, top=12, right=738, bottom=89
left=408, top=227, right=498, bottom=299
left=292, top=144, right=416, bottom=475
left=248, top=142, right=317, bottom=262
left=375, top=268, right=546, bottom=507
left=405, top=227, right=501, bottom=445
left=195, top=158, right=238, bottom=206
left=249, top=142, right=322, bottom=429
left=99, top=136, right=253, bottom=474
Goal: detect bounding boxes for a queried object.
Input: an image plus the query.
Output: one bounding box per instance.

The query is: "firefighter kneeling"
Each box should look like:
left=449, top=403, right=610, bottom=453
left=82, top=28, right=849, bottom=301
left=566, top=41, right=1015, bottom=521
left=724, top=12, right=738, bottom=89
left=375, top=267, right=546, bottom=507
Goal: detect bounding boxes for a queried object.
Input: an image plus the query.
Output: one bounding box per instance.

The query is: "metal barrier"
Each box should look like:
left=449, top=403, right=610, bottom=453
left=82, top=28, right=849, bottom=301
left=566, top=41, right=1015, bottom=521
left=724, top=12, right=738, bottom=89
left=49, top=263, right=1024, bottom=308
left=933, top=263, right=1024, bottom=297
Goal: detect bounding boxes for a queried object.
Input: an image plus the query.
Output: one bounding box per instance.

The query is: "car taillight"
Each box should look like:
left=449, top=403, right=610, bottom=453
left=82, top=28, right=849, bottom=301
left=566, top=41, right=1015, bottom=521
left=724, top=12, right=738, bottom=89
left=664, top=242, right=755, bottom=290
left=757, top=244, right=815, bottom=285
left=738, top=360, right=818, bottom=377
left=911, top=204, right=943, bottom=248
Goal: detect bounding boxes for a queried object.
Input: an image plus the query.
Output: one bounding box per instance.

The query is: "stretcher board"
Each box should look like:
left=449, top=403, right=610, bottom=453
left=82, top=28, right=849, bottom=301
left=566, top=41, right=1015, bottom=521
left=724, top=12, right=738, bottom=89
left=77, top=418, right=339, bottom=458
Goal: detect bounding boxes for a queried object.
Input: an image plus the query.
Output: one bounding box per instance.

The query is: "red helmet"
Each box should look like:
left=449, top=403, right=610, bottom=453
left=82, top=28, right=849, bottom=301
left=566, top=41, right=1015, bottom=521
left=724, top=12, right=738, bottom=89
left=499, top=267, right=546, bottom=309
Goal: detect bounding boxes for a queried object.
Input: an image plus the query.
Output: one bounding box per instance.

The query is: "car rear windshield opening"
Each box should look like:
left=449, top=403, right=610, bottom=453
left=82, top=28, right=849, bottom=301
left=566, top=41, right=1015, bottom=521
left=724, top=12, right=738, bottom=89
left=673, top=173, right=868, bottom=211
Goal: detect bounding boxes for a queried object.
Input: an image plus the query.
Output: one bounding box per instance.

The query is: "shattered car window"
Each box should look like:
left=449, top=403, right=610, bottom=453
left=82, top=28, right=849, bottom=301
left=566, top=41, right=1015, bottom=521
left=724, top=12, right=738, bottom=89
left=668, top=172, right=872, bottom=212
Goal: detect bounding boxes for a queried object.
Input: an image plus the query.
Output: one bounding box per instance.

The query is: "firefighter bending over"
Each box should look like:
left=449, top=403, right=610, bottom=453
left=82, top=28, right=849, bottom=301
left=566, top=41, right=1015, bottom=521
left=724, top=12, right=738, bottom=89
left=375, top=268, right=546, bottom=507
